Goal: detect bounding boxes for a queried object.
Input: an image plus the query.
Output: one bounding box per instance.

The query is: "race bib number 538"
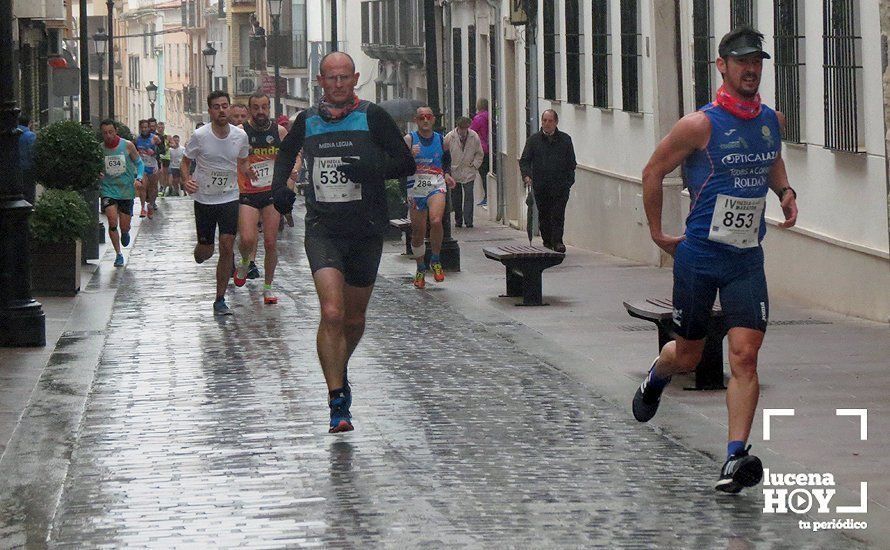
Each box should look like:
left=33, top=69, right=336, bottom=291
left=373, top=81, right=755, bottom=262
left=708, top=194, right=765, bottom=249
left=312, top=157, right=361, bottom=202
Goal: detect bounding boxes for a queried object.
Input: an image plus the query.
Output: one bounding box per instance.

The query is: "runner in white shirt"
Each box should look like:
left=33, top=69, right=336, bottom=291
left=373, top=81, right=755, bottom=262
left=167, top=135, right=185, bottom=197
left=180, top=90, right=253, bottom=316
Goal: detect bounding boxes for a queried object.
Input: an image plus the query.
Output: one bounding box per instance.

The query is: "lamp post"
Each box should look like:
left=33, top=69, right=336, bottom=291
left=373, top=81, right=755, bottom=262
left=93, top=29, right=108, bottom=119
left=106, top=0, right=115, bottom=119
left=267, top=0, right=283, bottom=117
left=146, top=80, right=158, bottom=119
left=202, top=42, right=217, bottom=97
left=78, top=0, right=90, bottom=125
left=0, top=0, right=46, bottom=346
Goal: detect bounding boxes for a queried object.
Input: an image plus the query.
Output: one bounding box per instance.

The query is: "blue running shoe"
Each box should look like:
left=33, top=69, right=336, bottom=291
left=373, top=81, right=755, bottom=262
left=120, top=231, right=131, bottom=247
left=329, top=390, right=354, bottom=433
left=213, top=298, right=233, bottom=316
left=113, top=253, right=125, bottom=267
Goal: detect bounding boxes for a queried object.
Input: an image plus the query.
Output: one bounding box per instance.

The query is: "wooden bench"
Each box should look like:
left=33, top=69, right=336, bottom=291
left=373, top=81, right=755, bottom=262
left=622, top=298, right=727, bottom=391
left=483, top=245, right=565, bottom=306
left=389, top=218, right=412, bottom=255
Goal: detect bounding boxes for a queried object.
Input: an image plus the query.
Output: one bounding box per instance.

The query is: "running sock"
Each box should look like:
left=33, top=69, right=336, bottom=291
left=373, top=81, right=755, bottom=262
left=263, top=283, right=272, bottom=291
left=430, top=253, right=440, bottom=264
left=646, top=361, right=672, bottom=391
left=727, top=440, right=746, bottom=458
left=240, top=258, right=250, bottom=267
left=215, top=296, right=225, bottom=303
left=329, top=387, right=348, bottom=400
left=416, top=263, right=427, bottom=273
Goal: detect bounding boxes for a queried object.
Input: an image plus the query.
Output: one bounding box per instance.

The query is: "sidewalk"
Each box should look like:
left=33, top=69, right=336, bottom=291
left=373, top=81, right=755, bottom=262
left=379, top=206, right=888, bottom=545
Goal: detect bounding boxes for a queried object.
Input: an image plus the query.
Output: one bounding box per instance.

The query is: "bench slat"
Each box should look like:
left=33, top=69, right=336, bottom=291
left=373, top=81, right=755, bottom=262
left=483, top=245, right=564, bottom=261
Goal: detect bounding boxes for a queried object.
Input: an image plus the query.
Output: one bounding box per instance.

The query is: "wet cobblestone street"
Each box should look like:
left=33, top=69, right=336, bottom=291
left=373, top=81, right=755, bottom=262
left=47, top=199, right=855, bottom=548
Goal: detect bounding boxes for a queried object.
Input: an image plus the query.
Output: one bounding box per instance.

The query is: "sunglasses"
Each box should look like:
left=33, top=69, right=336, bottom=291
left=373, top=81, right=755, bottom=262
left=417, top=114, right=435, bottom=121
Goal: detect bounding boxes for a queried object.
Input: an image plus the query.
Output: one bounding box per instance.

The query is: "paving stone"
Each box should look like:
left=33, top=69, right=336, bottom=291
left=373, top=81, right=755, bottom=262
left=48, top=200, right=859, bottom=548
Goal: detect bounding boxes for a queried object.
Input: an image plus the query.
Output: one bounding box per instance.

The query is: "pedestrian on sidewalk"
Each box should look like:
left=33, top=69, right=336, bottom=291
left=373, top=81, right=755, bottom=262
left=470, top=98, right=489, bottom=206
left=180, top=90, right=253, bottom=316
left=519, top=109, right=576, bottom=253
left=631, top=26, right=798, bottom=494
left=444, top=116, right=483, bottom=228
left=98, top=119, right=144, bottom=267
left=271, top=51, right=415, bottom=433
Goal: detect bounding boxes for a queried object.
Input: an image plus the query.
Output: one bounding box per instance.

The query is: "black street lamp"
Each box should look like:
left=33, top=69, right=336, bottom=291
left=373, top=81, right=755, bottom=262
left=202, top=42, right=216, bottom=96
left=78, top=0, right=90, bottom=125
left=106, top=0, right=115, bottom=119
left=93, top=29, right=108, bottom=119
left=145, top=80, right=158, bottom=119
left=267, top=0, right=283, bottom=117
left=0, top=0, right=46, bottom=346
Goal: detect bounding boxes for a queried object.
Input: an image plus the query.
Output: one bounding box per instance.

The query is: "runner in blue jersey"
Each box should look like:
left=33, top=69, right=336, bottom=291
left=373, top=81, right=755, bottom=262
left=135, top=119, right=162, bottom=218
left=404, top=106, right=455, bottom=289
left=631, top=26, right=798, bottom=493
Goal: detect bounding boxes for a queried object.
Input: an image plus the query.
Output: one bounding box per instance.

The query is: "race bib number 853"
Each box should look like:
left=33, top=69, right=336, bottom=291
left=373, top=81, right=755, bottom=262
left=708, top=194, right=765, bottom=249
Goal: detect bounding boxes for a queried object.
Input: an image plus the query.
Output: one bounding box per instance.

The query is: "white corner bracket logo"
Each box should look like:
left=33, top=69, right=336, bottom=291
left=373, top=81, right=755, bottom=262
left=761, top=408, right=868, bottom=531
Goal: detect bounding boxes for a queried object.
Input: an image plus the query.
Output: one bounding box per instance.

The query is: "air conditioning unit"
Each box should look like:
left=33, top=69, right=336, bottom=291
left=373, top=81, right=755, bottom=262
left=238, top=77, right=257, bottom=95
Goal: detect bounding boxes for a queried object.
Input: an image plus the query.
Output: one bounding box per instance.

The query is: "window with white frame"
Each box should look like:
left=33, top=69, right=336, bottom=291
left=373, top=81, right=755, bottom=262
left=822, top=0, right=862, bottom=152
left=591, top=0, right=610, bottom=108
left=565, top=0, right=584, bottom=104
left=620, top=0, right=641, bottom=112
left=774, top=0, right=804, bottom=143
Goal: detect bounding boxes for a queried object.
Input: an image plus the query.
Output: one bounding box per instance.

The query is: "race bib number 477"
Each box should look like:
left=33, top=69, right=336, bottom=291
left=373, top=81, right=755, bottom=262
left=312, top=157, right=361, bottom=203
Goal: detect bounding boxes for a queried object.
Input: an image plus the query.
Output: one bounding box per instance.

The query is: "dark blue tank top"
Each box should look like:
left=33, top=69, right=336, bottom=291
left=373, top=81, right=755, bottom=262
left=683, top=103, right=781, bottom=251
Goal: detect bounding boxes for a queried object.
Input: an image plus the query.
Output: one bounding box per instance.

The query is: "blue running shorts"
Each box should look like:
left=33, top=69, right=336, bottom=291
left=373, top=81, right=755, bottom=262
left=409, top=187, right=446, bottom=212
left=671, top=238, right=769, bottom=340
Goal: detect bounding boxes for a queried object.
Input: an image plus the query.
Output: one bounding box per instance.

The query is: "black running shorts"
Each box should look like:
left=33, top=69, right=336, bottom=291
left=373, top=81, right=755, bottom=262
left=194, top=199, right=239, bottom=245
left=304, top=233, right=384, bottom=288
left=239, top=190, right=274, bottom=210
left=101, top=197, right=135, bottom=216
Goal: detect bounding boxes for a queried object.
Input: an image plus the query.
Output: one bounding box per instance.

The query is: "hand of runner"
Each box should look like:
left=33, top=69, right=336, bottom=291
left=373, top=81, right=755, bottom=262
left=412, top=144, right=420, bottom=157
left=336, top=156, right=376, bottom=185
left=652, top=232, right=685, bottom=257
left=778, top=193, right=797, bottom=228
left=249, top=167, right=259, bottom=181
left=444, top=174, right=456, bottom=189
left=273, top=185, right=297, bottom=215
left=183, top=178, right=198, bottom=195
left=523, top=176, right=532, bottom=188
left=135, top=178, right=143, bottom=192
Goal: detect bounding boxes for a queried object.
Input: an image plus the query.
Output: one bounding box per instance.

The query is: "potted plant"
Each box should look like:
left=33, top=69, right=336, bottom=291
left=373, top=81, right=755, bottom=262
left=384, top=178, right=407, bottom=240
left=33, top=121, right=104, bottom=261
left=29, top=189, right=93, bottom=295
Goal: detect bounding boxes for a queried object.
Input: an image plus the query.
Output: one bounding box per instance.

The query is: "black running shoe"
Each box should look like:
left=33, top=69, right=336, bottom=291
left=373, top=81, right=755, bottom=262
left=246, top=261, right=260, bottom=279
left=632, top=358, right=667, bottom=422
left=716, top=446, right=763, bottom=493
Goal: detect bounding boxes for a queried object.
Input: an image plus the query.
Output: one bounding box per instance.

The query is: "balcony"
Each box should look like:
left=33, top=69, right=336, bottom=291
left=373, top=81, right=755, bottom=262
left=267, top=30, right=308, bottom=70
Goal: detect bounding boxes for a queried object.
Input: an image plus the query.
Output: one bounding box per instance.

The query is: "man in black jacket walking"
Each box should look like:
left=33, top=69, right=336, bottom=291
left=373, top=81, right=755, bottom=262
left=519, top=109, right=577, bottom=252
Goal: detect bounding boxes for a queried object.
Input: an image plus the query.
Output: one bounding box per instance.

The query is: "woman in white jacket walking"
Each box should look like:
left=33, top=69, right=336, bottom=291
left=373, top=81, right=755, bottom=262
left=444, top=117, right=484, bottom=227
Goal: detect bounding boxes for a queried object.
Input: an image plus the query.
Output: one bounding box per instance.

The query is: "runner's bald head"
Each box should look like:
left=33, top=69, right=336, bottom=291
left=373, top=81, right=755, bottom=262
left=319, top=51, right=356, bottom=76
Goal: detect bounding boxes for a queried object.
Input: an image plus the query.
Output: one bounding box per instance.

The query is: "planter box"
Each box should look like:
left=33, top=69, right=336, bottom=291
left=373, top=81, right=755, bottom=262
left=30, top=240, right=82, bottom=296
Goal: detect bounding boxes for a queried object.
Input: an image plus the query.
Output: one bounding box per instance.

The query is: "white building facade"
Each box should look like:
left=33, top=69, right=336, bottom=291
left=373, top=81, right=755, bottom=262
left=445, top=0, right=889, bottom=322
